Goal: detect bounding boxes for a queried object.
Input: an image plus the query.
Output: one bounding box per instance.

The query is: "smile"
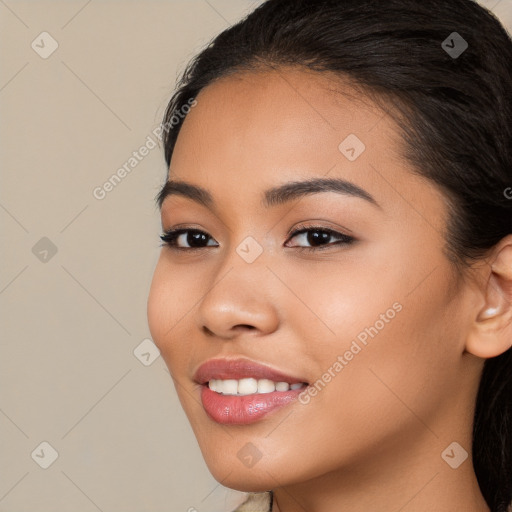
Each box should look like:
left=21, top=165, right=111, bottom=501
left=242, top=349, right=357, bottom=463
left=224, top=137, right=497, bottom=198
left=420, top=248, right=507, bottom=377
left=194, top=358, right=309, bottom=425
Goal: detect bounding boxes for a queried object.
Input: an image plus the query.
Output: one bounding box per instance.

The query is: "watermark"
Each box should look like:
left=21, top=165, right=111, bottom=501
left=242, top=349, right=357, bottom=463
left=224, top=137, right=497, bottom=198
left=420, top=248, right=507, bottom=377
left=504, top=187, right=512, bottom=200
left=92, top=135, right=157, bottom=200
left=31, top=31, right=59, bottom=59
left=32, top=236, right=58, bottom=263
left=152, top=97, right=197, bottom=142
left=441, top=441, right=468, bottom=469
left=31, top=441, right=59, bottom=469
left=236, top=236, right=263, bottom=263
left=298, top=301, right=403, bottom=404
left=441, top=32, right=468, bottom=59
left=92, top=98, right=197, bottom=200
left=338, top=133, right=366, bottom=161
left=133, top=338, right=160, bottom=366
left=237, top=442, right=263, bottom=468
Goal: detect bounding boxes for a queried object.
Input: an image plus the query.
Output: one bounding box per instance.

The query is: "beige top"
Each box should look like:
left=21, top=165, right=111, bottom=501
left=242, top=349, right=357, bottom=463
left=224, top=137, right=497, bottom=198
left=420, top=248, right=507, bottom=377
left=232, top=492, right=272, bottom=512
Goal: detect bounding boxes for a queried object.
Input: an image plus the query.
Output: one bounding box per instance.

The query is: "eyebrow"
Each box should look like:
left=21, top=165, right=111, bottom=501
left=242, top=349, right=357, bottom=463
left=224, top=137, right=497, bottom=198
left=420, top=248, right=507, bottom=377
left=156, top=177, right=380, bottom=210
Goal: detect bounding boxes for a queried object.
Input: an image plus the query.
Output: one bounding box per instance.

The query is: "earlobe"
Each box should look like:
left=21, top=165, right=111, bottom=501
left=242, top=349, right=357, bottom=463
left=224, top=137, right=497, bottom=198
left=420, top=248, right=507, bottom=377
left=475, top=281, right=504, bottom=323
left=465, top=239, right=512, bottom=359
left=477, top=306, right=500, bottom=320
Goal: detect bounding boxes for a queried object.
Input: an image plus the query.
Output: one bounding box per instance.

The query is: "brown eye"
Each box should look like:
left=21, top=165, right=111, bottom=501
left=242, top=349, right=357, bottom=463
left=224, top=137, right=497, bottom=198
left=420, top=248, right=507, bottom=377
left=160, top=229, right=218, bottom=250
left=285, top=226, right=355, bottom=251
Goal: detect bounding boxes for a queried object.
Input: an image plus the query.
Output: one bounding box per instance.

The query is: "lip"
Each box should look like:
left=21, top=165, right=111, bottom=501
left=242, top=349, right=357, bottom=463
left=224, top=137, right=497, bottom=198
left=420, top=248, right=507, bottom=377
left=194, top=357, right=308, bottom=385
left=194, top=358, right=309, bottom=425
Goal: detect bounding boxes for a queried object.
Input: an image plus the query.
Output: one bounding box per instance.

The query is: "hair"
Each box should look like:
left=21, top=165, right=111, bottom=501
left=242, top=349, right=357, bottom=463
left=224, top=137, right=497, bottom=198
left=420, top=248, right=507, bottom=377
left=159, top=0, right=512, bottom=509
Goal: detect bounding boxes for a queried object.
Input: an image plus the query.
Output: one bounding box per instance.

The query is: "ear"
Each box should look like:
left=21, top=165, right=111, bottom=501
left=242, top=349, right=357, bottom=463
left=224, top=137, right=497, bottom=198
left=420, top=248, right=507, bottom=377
left=465, top=235, right=512, bottom=359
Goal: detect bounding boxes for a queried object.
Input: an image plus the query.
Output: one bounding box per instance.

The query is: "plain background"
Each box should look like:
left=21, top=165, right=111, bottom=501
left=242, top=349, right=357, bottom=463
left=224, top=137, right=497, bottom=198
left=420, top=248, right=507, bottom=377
left=1, top=1, right=511, bottom=511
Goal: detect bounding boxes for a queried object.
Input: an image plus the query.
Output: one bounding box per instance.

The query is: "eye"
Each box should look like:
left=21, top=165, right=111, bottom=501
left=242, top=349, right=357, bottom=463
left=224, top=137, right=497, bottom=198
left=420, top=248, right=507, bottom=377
left=160, top=224, right=355, bottom=252
left=159, top=228, right=218, bottom=250
left=285, top=224, right=355, bottom=251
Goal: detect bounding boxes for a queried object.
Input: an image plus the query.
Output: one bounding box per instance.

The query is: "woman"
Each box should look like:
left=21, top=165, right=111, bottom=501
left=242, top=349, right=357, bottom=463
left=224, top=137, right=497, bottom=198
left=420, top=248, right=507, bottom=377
left=147, top=0, right=512, bottom=510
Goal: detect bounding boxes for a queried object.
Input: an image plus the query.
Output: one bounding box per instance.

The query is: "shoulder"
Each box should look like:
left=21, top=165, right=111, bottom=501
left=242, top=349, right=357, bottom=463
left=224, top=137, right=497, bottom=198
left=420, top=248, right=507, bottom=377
left=231, top=492, right=272, bottom=512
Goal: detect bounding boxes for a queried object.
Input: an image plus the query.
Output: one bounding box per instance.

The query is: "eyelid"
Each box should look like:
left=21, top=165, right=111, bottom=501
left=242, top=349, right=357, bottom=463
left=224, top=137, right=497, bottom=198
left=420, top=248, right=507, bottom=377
left=285, top=220, right=354, bottom=238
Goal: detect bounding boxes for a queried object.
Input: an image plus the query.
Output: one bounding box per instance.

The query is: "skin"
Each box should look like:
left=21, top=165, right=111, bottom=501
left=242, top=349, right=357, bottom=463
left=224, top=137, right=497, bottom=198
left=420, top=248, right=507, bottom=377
left=147, top=67, right=512, bottom=512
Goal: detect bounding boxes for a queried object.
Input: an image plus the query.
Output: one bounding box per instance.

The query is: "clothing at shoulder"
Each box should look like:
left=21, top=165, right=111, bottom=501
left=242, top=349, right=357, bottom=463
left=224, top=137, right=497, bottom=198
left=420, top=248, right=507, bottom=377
left=231, top=492, right=272, bottom=512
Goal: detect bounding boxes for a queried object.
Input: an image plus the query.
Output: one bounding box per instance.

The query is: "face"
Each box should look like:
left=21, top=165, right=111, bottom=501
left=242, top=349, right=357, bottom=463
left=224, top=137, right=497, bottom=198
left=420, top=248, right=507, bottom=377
left=147, top=67, right=477, bottom=492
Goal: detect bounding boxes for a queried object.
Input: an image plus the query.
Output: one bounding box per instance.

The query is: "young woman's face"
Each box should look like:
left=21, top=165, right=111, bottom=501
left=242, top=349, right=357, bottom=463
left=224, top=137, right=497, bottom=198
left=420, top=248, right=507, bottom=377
left=147, top=68, right=481, bottom=492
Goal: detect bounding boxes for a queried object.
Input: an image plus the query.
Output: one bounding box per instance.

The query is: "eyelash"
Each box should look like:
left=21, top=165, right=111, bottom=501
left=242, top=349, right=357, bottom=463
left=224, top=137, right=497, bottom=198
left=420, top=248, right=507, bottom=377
left=159, top=224, right=355, bottom=252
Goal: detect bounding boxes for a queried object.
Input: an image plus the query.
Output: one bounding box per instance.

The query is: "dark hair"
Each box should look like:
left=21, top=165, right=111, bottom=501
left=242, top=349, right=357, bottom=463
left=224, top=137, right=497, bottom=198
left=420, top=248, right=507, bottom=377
left=159, top=1, right=512, bottom=509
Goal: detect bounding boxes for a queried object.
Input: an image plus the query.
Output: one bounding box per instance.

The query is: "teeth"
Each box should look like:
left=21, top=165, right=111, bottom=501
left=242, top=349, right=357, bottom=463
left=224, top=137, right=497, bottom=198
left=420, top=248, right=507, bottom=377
left=208, top=378, right=304, bottom=395
left=222, top=379, right=238, bottom=395
left=275, top=382, right=290, bottom=392
left=238, top=378, right=258, bottom=394
left=257, top=378, right=275, bottom=393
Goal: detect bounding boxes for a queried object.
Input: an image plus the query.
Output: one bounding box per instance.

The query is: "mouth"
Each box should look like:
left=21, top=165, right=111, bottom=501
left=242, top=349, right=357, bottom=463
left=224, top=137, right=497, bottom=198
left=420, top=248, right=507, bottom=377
left=194, top=357, right=310, bottom=425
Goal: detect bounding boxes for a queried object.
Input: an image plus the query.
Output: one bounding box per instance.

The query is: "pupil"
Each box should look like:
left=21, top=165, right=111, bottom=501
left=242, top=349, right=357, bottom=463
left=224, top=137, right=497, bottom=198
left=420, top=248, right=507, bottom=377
left=308, top=230, right=329, bottom=246
left=189, top=232, right=207, bottom=247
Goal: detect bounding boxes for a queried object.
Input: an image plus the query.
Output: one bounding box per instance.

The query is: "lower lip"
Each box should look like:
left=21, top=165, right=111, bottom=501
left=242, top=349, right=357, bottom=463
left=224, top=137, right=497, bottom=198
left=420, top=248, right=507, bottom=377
left=200, top=385, right=305, bottom=425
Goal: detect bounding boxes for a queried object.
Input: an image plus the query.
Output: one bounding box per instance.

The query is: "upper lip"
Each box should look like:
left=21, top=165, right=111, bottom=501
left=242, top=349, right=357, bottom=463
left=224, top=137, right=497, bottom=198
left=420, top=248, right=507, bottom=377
left=194, top=357, right=308, bottom=385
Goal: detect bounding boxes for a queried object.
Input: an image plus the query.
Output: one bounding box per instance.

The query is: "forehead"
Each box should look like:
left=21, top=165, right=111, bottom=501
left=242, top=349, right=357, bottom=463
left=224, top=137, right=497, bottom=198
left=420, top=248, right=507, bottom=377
left=171, top=67, right=401, bottom=181
left=180, top=67, right=397, bottom=154
left=167, top=66, right=446, bottom=229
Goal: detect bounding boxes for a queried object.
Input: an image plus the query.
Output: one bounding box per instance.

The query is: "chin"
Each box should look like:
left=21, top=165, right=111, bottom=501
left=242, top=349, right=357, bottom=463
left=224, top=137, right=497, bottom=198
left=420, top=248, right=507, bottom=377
left=210, top=469, right=276, bottom=493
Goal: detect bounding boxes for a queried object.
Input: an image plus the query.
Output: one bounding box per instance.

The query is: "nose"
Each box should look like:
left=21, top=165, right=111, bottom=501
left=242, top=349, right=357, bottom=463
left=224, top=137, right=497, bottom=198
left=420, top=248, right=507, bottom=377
left=195, top=257, right=280, bottom=340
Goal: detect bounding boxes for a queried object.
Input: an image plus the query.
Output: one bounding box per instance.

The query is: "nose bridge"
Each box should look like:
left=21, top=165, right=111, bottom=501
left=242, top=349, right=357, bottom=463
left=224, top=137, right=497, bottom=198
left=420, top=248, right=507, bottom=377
left=217, top=215, right=275, bottom=277
left=223, top=227, right=276, bottom=288
left=195, top=234, right=280, bottom=337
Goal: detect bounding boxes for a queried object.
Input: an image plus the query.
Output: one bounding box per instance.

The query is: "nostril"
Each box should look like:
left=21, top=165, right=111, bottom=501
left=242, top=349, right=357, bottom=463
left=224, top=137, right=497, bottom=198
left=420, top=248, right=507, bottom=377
left=202, top=325, right=255, bottom=336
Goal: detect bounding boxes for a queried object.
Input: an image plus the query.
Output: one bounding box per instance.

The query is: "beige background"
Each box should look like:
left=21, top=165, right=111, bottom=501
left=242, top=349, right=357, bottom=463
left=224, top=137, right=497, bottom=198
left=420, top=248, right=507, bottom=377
left=1, top=1, right=511, bottom=511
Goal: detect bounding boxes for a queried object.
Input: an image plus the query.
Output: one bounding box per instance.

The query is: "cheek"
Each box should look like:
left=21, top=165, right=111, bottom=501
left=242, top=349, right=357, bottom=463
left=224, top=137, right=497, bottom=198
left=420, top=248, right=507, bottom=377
left=281, top=253, right=406, bottom=358
left=287, top=252, right=458, bottom=427
left=147, top=259, right=192, bottom=367
left=303, top=274, right=458, bottom=447
left=147, top=260, right=168, bottom=346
